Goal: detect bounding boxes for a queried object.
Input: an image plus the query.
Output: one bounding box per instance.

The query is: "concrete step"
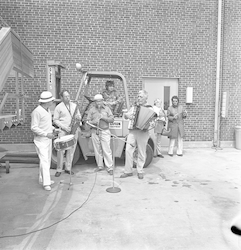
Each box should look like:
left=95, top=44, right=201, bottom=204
left=0, top=152, right=39, bottom=164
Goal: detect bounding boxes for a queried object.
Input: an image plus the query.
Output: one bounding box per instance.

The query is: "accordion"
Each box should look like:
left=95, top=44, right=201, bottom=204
left=129, top=105, right=157, bottom=130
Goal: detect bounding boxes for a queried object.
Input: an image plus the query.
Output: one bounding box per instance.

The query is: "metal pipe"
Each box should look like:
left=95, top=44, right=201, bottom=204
left=86, top=121, right=134, bottom=147
left=213, top=0, right=223, bottom=148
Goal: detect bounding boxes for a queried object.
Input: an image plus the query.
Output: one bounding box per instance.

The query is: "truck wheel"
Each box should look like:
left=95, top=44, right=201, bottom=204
left=51, top=144, right=81, bottom=169
left=133, top=144, right=154, bottom=168
left=5, top=161, right=10, bottom=173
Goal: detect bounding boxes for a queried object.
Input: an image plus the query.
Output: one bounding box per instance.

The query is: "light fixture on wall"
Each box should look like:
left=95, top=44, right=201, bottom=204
left=186, top=87, right=193, bottom=104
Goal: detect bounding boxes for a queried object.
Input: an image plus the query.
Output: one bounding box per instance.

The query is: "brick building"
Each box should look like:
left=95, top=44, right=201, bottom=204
left=0, top=0, right=240, bottom=148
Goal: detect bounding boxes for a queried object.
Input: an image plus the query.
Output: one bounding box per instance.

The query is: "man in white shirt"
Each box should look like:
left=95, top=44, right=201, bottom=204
left=53, top=90, right=81, bottom=177
left=120, top=90, right=153, bottom=180
left=31, top=91, right=59, bottom=191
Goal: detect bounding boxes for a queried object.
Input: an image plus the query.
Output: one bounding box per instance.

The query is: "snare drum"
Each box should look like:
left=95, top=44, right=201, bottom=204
left=54, top=135, right=76, bottom=151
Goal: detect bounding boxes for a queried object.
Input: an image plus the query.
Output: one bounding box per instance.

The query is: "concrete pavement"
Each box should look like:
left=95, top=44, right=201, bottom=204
left=0, top=147, right=241, bottom=250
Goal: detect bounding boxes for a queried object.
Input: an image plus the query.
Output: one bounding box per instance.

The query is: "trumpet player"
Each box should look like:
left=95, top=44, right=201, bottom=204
left=167, top=96, right=187, bottom=157
left=53, top=90, right=82, bottom=177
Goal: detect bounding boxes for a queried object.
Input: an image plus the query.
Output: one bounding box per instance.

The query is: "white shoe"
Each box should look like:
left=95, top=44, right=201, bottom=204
left=39, top=180, right=54, bottom=185
left=44, top=185, right=51, bottom=191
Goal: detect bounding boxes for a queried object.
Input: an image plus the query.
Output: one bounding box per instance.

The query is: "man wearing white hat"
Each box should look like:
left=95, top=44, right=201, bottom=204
left=31, top=91, right=60, bottom=191
left=86, top=94, right=114, bottom=174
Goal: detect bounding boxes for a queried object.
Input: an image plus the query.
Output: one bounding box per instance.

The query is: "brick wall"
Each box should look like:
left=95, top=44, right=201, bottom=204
left=220, top=0, right=241, bottom=141
left=0, top=0, right=240, bottom=144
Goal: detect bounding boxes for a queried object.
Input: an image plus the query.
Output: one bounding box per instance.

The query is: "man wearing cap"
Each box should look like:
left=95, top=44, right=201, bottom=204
left=86, top=94, right=114, bottom=175
left=53, top=90, right=82, bottom=177
left=31, top=91, right=60, bottom=191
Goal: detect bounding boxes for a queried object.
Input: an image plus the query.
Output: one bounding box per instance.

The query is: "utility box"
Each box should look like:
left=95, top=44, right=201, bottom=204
left=109, top=118, right=129, bottom=137
left=235, top=126, right=241, bottom=150
left=46, top=60, right=65, bottom=113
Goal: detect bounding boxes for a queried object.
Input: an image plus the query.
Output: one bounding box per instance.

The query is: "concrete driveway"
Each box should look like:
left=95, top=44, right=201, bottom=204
left=0, top=147, right=241, bottom=250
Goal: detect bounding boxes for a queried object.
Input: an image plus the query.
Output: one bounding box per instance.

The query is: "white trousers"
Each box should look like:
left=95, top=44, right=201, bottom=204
left=168, top=132, right=183, bottom=155
left=91, top=129, right=113, bottom=171
left=56, top=130, right=79, bottom=172
left=34, top=137, right=52, bottom=186
left=124, top=130, right=149, bottom=174
left=155, top=133, right=163, bottom=155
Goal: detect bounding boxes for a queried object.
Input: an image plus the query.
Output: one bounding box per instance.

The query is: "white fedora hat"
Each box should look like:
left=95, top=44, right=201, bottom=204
left=94, top=94, right=103, bottom=101
left=38, top=91, right=55, bottom=103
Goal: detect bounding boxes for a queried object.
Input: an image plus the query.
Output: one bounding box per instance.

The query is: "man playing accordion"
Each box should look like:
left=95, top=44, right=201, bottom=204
left=120, top=90, right=155, bottom=180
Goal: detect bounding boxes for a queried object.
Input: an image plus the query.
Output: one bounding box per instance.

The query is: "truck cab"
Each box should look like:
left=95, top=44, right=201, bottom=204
left=51, top=68, right=155, bottom=168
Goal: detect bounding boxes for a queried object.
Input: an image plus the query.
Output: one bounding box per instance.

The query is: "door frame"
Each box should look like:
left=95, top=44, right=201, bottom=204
left=142, top=77, right=179, bottom=148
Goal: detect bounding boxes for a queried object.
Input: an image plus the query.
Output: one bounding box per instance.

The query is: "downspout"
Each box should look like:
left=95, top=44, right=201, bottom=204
left=213, top=0, right=223, bottom=148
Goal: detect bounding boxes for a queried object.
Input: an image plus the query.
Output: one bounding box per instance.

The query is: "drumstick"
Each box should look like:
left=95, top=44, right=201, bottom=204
left=86, top=121, right=134, bottom=147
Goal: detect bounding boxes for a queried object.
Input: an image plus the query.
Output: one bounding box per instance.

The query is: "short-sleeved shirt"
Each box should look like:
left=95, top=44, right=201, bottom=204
left=102, top=88, right=123, bottom=112
left=87, top=104, right=114, bottom=129
left=102, top=89, right=120, bottom=103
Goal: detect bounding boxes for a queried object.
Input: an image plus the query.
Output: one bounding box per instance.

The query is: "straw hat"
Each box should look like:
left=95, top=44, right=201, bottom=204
left=94, top=94, right=103, bottom=101
left=38, top=91, right=55, bottom=103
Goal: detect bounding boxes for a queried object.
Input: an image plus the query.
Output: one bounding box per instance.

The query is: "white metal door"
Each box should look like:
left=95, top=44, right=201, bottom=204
left=143, top=78, right=178, bottom=146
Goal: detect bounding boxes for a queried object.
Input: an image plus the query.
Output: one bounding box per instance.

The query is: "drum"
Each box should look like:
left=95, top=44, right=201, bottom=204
left=98, top=119, right=109, bottom=130
left=54, top=135, right=76, bottom=151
